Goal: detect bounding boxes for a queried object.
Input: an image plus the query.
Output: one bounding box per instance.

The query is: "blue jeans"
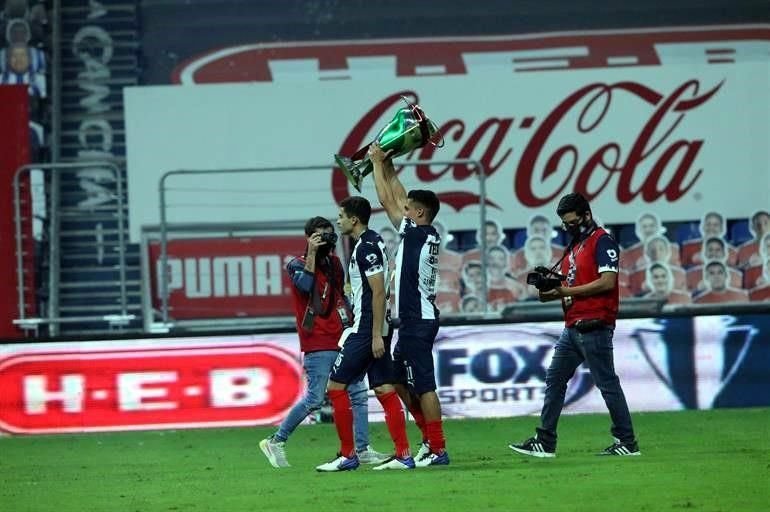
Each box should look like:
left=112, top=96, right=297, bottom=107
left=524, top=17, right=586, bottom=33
left=274, top=350, right=370, bottom=451
left=536, top=326, right=636, bottom=448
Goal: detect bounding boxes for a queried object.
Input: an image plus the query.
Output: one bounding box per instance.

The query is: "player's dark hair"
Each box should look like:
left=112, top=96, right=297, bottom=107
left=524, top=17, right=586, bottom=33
left=340, top=196, right=371, bottom=225
left=408, top=189, right=440, bottom=222
left=556, top=193, right=591, bottom=217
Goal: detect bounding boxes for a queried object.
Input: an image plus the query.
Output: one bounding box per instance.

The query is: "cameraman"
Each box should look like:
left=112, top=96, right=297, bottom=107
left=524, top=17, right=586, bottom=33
left=510, top=193, right=640, bottom=457
left=259, top=216, right=386, bottom=468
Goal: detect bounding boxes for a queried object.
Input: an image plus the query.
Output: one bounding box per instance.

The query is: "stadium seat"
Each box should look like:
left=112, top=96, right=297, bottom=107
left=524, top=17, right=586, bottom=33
left=454, top=230, right=477, bottom=252
left=676, top=222, right=700, bottom=244
left=512, top=228, right=527, bottom=249
left=618, top=225, right=639, bottom=248
left=729, top=220, right=752, bottom=246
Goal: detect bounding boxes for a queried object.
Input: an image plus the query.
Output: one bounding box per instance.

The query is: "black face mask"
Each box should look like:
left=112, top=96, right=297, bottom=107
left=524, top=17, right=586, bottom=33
left=566, top=216, right=592, bottom=239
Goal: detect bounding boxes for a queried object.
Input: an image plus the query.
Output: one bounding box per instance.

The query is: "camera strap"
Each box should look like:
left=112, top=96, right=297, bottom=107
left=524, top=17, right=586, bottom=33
left=311, top=257, right=336, bottom=317
left=553, top=222, right=599, bottom=280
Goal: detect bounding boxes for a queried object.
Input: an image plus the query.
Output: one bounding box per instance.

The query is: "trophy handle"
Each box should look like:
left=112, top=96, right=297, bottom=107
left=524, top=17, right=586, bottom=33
left=399, top=95, right=444, bottom=148
left=427, top=118, right=445, bottom=148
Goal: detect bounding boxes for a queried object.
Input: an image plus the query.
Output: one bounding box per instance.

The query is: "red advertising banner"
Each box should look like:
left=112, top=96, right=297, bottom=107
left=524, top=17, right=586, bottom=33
left=0, top=85, right=32, bottom=338
left=0, top=341, right=303, bottom=434
left=147, top=236, right=307, bottom=318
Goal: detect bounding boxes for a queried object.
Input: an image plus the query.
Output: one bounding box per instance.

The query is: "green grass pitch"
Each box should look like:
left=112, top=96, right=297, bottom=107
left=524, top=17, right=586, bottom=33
left=1, top=408, right=768, bottom=511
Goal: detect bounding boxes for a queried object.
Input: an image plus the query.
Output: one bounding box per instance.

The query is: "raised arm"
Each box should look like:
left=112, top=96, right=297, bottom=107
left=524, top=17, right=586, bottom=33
left=369, top=143, right=407, bottom=228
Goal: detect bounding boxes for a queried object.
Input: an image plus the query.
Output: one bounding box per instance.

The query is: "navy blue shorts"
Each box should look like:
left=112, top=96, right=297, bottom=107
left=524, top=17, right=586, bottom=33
left=392, top=318, right=439, bottom=395
left=329, top=330, right=395, bottom=389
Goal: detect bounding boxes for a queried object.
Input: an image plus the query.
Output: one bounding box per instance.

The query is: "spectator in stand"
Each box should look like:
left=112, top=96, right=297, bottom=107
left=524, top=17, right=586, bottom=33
left=433, top=221, right=462, bottom=315
left=1, top=1, right=47, bottom=45
left=737, top=210, right=770, bottom=268
left=693, top=260, right=749, bottom=304
left=623, top=212, right=675, bottom=270
left=516, top=235, right=555, bottom=300
left=0, top=41, right=46, bottom=97
left=2, top=19, right=46, bottom=84
left=683, top=212, right=737, bottom=267
left=527, top=214, right=561, bottom=246
left=463, top=218, right=504, bottom=264
left=702, top=236, right=729, bottom=262
left=433, top=219, right=462, bottom=272
left=642, top=263, right=691, bottom=304
left=486, top=244, right=524, bottom=310
left=512, top=214, right=564, bottom=270
left=756, top=257, right=770, bottom=288
left=685, top=236, right=742, bottom=294
left=748, top=258, right=770, bottom=301
left=460, top=294, right=482, bottom=313
left=629, top=234, right=685, bottom=294
left=643, top=235, right=674, bottom=267
left=744, top=232, right=770, bottom=289
left=523, top=235, right=554, bottom=269
left=461, top=260, right=484, bottom=297
left=5, top=16, right=27, bottom=44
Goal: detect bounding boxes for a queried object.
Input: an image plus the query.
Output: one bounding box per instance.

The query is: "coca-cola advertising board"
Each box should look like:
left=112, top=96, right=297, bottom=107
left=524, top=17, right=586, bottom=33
left=145, top=236, right=307, bottom=319
left=1, top=314, right=767, bottom=435
left=125, top=27, right=770, bottom=243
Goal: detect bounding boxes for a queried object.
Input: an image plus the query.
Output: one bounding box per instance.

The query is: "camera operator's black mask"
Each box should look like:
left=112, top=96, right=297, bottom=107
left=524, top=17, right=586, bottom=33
left=565, top=215, right=593, bottom=240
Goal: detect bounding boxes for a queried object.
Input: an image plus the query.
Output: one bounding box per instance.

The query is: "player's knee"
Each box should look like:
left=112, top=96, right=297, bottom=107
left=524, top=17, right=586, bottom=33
left=372, top=383, right=395, bottom=396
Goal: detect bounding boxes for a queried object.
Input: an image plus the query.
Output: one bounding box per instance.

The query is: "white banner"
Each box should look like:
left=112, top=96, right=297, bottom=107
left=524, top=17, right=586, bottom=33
left=5, top=314, right=764, bottom=433
left=125, top=27, right=770, bottom=242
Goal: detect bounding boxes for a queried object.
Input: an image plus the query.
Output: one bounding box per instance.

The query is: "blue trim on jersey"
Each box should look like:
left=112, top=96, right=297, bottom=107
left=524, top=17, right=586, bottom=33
left=595, top=234, right=620, bottom=272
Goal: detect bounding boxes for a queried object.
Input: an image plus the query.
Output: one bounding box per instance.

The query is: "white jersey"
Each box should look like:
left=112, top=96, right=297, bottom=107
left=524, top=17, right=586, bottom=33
left=393, top=217, right=440, bottom=320
left=349, top=229, right=389, bottom=332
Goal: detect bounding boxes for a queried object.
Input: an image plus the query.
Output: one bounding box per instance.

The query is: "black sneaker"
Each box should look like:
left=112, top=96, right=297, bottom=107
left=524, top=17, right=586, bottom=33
left=598, top=439, right=641, bottom=456
left=508, top=437, right=556, bottom=458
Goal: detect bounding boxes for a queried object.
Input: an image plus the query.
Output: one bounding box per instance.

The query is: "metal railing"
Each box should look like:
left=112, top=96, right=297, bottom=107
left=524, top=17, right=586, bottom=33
left=155, top=160, right=488, bottom=329
left=13, top=161, right=134, bottom=336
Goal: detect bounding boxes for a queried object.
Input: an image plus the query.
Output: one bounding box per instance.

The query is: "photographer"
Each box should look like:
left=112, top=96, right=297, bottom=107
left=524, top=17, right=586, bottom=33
left=259, top=216, right=386, bottom=468
left=510, top=193, right=640, bottom=457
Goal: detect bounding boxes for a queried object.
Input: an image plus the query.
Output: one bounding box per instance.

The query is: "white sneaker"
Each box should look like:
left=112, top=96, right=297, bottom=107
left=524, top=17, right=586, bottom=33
left=415, top=441, right=430, bottom=460
left=315, top=454, right=360, bottom=472
left=415, top=450, right=450, bottom=467
left=372, top=456, right=415, bottom=470
left=357, top=445, right=390, bottom=464
left=259, top=437, right=290, bottom=468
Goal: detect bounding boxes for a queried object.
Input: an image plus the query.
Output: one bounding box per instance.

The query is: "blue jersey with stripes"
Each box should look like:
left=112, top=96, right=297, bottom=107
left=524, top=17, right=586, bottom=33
left=393, top=217, right=440, bottom=320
